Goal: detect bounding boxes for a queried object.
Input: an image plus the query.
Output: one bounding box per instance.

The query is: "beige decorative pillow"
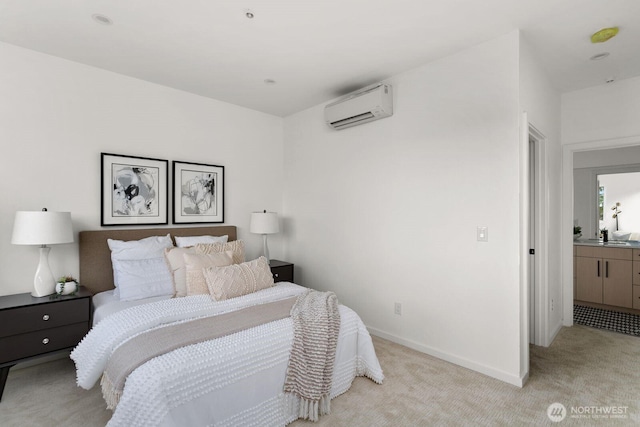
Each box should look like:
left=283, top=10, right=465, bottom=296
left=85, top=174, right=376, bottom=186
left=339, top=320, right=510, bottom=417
left=195, top=240, right=245, bottom=265
left=164, top=247, right=198, bottom=297
left=184, top=251, right=234, bottom=296
left=204, top=256, right=274, bottom=301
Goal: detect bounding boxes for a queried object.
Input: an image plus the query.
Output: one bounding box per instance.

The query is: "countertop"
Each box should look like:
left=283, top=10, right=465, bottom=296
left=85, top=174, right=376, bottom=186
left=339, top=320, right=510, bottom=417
left=574, top=239, right=640, bottom=248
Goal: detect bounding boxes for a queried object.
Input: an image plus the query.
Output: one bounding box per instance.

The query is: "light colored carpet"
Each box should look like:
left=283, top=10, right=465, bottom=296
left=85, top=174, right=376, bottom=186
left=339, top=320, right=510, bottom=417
left=1, top=325, right=639, bottom=426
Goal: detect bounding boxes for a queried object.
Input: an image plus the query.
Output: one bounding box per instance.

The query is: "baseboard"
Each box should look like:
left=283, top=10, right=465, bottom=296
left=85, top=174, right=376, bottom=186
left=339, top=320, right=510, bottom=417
left=367, top=326, right=525, bottom=387
left=547, top=320, right=563, bottom=346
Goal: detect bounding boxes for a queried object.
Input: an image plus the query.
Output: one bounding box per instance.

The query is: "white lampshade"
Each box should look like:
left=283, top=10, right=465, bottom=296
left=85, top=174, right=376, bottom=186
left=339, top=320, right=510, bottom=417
left=12, top=210, right=74, bottom=245
left=250, top=211, right=279, bottom=235
left=11, top=209, right=74, bottom=297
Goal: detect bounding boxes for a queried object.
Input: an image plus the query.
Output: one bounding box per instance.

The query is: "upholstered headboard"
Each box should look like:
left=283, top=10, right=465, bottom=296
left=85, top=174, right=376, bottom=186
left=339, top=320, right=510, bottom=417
left=79, top=226, right=237, bottom=295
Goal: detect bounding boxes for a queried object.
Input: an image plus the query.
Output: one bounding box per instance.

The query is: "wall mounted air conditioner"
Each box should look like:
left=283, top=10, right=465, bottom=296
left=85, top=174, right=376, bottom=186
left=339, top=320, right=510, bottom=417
left=324, top=83, right=393, bottom=130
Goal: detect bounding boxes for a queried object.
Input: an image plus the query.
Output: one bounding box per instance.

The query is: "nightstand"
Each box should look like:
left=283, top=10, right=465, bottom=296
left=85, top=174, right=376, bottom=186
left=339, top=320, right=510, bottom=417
left=270, top=260, right=294, bottom=283
left=0, top=288, right=92, bottom=401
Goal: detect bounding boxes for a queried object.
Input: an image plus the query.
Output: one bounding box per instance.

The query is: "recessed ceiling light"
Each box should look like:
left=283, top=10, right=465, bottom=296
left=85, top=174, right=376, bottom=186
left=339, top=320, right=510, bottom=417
left=92, top=14, right=113, bottom=25
left=591, top=27, right=619, bottom=43
left=590, top=52, right=610, bottom=61
left=264, top=79, right=277, bottom=85
left=245, top=10, right=254, bottom=19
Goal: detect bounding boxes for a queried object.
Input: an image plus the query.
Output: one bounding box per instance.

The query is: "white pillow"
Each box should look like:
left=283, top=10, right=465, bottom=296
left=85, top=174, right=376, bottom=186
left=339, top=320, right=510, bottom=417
left=107, top=234, right=174, bottom=299
left=112, top=258, right=174, bottom=301
left=108, top=234, right=173, bottom=260
left=175, top=235, right=228, bottom=248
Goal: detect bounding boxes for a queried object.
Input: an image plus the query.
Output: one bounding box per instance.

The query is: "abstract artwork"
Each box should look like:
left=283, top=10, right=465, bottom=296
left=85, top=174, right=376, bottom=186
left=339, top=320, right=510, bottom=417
left=173, top=161, right=224, bottom=224
left=101, top=153, right=168, bottom=226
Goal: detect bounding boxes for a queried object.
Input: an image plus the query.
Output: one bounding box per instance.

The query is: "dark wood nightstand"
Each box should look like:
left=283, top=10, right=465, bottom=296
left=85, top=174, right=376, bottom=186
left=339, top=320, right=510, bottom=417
left=270, top=260, right=294, bottom=283
left=0, top=288, right=92, bottom=401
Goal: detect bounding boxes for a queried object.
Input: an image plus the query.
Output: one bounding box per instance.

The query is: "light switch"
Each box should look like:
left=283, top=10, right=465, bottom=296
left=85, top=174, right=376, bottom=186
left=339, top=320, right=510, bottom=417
left=477, top=226, right=488, bottom=242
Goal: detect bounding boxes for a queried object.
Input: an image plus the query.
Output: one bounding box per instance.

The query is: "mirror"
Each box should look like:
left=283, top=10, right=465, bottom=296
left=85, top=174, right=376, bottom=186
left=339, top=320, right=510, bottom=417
left=596, top=172, right=640, bottom=239
left=574, top=146, right=640, bottom=241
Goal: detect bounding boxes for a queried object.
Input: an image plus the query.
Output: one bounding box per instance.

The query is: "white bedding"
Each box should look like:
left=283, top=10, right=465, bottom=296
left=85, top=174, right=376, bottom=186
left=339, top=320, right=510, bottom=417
left=92, top=290, right=172, bottom=326
left=72, top=283, right=383, bottom=426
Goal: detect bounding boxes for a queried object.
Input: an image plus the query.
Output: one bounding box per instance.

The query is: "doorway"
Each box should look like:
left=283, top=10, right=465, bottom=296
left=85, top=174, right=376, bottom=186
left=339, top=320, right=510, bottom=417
left=528, top=126, right=547, bottom=346
left=561, top=136, right=640, bottom=326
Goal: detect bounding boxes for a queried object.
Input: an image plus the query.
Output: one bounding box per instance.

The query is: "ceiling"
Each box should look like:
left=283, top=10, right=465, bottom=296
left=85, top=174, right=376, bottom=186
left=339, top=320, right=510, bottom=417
left=0, top=0, right=638, bottom=117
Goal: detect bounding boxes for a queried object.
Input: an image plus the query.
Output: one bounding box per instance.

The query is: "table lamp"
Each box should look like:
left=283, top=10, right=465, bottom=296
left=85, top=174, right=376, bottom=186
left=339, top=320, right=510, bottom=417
left=250, top=210, right=279, bottom=265
left=11, top=208, right=74, bottom=297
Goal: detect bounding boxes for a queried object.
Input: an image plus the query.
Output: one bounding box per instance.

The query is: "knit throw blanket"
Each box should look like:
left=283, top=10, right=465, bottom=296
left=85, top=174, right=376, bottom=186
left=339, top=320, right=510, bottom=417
left=101, top=296, right=297, bottom=410
left=284, top=290, right=341, bottom=422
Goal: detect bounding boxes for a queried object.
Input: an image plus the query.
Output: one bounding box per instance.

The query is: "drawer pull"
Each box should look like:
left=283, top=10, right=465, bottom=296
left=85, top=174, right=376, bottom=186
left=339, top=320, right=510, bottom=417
left=42, top=314, right=50, bottom=321
left=42, top=338, right=50, bottom=345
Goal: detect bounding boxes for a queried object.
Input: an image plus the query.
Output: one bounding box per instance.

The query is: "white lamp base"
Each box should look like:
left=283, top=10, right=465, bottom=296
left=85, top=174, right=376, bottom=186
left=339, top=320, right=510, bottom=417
left=262, top=234, right=271, bottom=265
left=32, top=246, right=56, bottom=297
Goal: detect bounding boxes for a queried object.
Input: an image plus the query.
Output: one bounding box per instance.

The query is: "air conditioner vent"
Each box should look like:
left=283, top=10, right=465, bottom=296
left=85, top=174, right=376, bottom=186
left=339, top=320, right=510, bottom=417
left=324, top=83, right=393, bottom=130
left=331, top=112, right=376, bottom=129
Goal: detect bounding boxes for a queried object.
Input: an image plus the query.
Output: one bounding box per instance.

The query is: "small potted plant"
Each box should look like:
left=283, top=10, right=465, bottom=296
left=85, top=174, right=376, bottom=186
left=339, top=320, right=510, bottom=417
left=573, top=226, right=582, bottom=240
left=55, top=275, right=78, bottom=296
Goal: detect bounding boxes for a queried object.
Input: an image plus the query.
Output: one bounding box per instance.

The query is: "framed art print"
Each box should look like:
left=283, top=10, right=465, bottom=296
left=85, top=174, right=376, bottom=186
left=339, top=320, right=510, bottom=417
left=173, top=161, right=224, bottom=224
left=101, top=153, right=168, bottom=226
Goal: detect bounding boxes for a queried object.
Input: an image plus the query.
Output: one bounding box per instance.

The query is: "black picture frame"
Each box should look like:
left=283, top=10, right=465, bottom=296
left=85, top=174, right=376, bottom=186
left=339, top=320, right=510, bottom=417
left=172, top=160, right=225, bottom=224
left=101, top=153, right=168, bottom=226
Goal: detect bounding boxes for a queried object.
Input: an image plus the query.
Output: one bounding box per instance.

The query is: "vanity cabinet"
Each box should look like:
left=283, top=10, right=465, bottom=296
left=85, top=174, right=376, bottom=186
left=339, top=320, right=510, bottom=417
left=632, top=249, right=640, bottom=309
left=575, top=246, right=632, bottom=308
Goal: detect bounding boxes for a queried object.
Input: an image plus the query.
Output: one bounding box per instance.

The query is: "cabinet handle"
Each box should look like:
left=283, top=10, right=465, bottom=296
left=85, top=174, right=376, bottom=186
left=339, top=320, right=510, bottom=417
left=42, top=338, right=49, bottom=345
left=597, top=260, right=600, bottom=277
left=42, top=314, right=50, bottom=321
left=606, top=261, right=609, bottom=278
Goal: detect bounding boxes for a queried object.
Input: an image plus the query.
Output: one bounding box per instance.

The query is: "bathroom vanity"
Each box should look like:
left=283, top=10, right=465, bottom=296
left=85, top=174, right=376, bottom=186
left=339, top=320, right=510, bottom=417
left=574, top=240, right=640, bottom=311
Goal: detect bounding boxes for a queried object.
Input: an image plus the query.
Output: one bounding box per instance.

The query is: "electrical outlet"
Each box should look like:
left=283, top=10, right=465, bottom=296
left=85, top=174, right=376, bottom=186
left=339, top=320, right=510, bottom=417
left=394, top=302, right=402, bottom=315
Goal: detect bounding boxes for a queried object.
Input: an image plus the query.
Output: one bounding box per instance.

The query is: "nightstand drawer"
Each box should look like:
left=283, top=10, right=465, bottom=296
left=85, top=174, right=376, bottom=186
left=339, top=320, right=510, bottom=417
left=271, top=265, right=293, bottom=283
left=0, top=298, right=90, bottom=338
left=0, top=322, right=88, bottom=364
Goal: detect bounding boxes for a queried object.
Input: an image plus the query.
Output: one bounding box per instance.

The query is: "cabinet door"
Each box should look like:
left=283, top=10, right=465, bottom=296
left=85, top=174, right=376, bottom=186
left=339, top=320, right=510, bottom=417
left=576, top=256, right=603, bottom=303
left=633, top=261, right=640, bottom=286
left=603, top=259, right=632, bottom=308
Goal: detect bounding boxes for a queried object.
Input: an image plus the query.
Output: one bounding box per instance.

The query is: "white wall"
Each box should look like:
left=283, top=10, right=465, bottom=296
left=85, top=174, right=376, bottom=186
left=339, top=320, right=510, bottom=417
left=519, top=36, right=562, bottom=351
left=0, top=42, right=285, bottom=296
left=562, top=76, right=640, bottom=144
left=283, top=33, right=524, bottom=385
left=573, top=168, right=596, bottom=238
left=574, top=145, right=640, bottom=168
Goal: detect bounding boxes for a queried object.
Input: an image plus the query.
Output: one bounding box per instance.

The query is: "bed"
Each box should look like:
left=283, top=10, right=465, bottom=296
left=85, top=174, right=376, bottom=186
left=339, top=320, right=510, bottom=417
left=71, top=226, right=383, bottom=426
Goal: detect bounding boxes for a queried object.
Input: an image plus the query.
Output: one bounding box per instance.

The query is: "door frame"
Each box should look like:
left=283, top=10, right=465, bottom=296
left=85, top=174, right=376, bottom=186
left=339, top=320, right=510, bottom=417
left=528, top=125, right=548, bottom=346
left=520, top=113, right=549, bottom=382
left=561, top=135, right=640, bottom=325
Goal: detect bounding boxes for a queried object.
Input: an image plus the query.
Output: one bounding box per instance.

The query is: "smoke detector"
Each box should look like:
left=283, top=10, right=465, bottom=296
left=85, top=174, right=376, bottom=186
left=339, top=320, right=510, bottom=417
left=591, top=27, right=619, bottom=43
